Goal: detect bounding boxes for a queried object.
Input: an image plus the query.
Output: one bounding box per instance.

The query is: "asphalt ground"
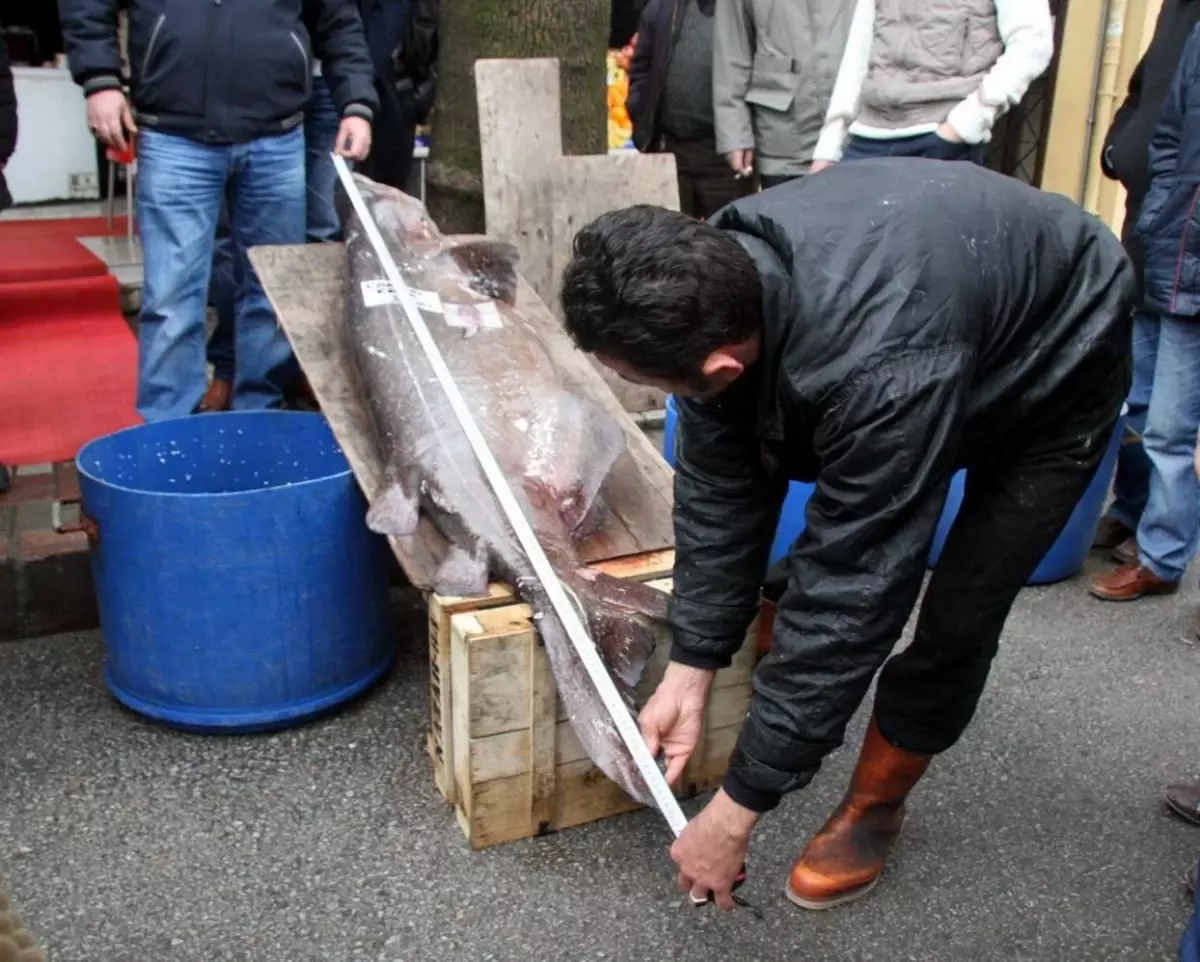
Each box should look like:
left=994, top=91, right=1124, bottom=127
left=1, top=560, right=1198, bottom=961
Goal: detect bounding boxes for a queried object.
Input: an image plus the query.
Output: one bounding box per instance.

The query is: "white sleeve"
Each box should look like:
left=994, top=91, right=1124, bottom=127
left=944, top=0, right=1056, bottom=144
left=813, top=0, right=877, bottom=163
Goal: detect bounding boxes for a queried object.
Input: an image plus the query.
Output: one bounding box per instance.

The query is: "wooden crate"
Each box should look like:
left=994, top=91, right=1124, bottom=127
left=426, top=548, right=677, bottom=806
left=440, top=571, right=760, bottom=850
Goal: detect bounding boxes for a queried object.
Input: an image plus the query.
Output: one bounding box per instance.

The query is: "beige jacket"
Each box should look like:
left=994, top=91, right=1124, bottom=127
left=713, top=0, right=855, bottom=177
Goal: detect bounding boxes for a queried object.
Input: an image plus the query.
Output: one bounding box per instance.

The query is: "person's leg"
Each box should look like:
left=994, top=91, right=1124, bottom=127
left=1091, top=313, right=1200, bottom=597
left=689, top=136, right=756, bottom=219
left=664, top=137, right=700, bottom=218
left=203, top=197, right=236, bottom=411
left=359, top=83, right=416, bottom=192
left=1136, top=316, right=1200, bottom=579
left=135, top=130, right=228, bottom=421
left=226, top=128, right=307, bottom=411
left=788, top=337, right=1128, bottom=910
left=1096, top=310, right=1158, bottom=543
left=304, top=75, right=343, bottom=243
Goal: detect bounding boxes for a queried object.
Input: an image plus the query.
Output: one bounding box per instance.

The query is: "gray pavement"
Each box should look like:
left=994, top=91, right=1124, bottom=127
left=2, top=562, right=1199, bottom=962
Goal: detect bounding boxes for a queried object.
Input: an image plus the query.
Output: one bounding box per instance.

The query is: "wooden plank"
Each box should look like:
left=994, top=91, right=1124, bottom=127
left=248, top=243, right=675, bottom=588
left=476, top=58, right=562, bottom=304
left=475, top=58, right=681, bottom=414
left=528, top=624, right=558, bottom=833
left=550, top=154, right=679, bottom=414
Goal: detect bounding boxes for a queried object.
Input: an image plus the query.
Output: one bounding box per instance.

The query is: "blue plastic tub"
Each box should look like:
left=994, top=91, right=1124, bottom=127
left=663, top=397, right=1122, bottom=585
left=78, top=411, right=393, bottom=733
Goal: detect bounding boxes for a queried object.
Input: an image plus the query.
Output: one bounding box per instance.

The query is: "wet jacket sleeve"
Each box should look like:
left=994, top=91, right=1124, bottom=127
left=669, top=396, right=787, bottom=672
left=58, top=0, right=124, bottom=96
left=304, top=0, right=379, bottom=121
left=712, top=0, right=755, bottom=155
left=722, top=346, right=972, bottom=814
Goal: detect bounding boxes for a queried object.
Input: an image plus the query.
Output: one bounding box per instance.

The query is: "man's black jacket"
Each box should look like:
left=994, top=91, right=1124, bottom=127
left=58, top=0, right=378, bottom=145
left=670, top=160, right=1135, bottom=813
left=1102, top=0, right=1200, bottom=282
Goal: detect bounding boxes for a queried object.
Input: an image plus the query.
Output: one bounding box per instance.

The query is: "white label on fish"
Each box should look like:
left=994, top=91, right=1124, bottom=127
left=361, top=279, right=443, bottom=314
left=444, top=301, right=503, bottom=331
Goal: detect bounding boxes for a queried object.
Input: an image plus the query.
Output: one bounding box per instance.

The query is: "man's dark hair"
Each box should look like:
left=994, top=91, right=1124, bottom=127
left=559, top=206, right=761, bottom=382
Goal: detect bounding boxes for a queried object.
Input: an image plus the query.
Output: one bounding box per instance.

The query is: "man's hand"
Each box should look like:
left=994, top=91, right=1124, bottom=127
left=727, top=149, right=754, bottom=178
left=639, top=662, right=714, bottom=784
left=810, top=159, right=834, bottom=174
left=335, top=116, right=373, bottom=160
left=87, top=89, right=136, bottom=152
left=935, top=122, right=964, bottom=144
left=671, top=789, right=760, bottom=910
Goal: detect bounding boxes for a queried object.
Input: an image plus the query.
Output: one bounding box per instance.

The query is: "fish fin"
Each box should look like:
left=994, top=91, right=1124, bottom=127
left=563, top=570, right=668, bottom=702
left=433, top=543, right=490, bottom=598
left=521, top=392, right=627, bottom=541
left=366, top=483, right=420, bottom=538
left=446, top=240, right=521, bottom=306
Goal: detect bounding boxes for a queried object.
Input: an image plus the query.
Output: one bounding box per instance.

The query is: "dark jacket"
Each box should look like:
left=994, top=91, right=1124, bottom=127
left=58, top=0, right=378, bottom=145
left=670, top=160, right=1134, bottom=812
left=1103, top=0, right=1200, bottom=283
left=0, top=39, right=16, bottom=210
left=388, top=0, right=439, bottom=121
left=1133, top=24, right=1200, bottom=317
left=627, top=0, right=683, bottom=151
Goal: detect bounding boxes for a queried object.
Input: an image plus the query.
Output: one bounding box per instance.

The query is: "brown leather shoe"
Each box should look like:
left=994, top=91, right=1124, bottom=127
left=1089, top=564, right=1179, bottom=601
left=1093, top=516, right=1134, bottom=550
left=786, top=718, right=931, bottom=910
left=1112, top=536, right=1138, bottom=566
left=1168, top=783, right=1200, bottom=826
left=197, top=377, right=232, bottom=413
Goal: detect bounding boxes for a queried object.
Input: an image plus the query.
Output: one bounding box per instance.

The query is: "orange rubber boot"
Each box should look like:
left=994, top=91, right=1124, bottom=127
left=786, top=718, right=931, bottom=910
left=197, top=377, right=232, bottom=413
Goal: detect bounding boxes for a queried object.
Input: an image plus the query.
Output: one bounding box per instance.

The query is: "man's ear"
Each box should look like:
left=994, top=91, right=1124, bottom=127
left=701, top=350, right=745, bottom=382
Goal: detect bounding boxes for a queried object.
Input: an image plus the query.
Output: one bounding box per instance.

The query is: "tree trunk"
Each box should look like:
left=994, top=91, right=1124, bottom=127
left=426, top=0, right=609, bottom=234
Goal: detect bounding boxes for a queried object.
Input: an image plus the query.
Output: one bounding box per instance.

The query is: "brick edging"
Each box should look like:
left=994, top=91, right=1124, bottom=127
left=0, top=462, right=99, bottom=642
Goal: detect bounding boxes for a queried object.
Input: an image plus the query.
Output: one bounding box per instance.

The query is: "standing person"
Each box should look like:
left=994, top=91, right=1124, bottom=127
left=357, top=0, right=439, bottom=194
left=200, top=67, right=346, bottom=415
left=627, top=0, right=753, bottom=219
left=1090, top=22, right=1200, bottom=605
left=0, top=35, right=17, bottom=493
left=1091, top=0, right=1200, bottom=567
left=713, top=0, right=854, bottom=188
left=810, top=0, right=1054, bottom=171
left=58, top=0, right=379, bottom=422
left=559, top=161, right=1133, bottom=911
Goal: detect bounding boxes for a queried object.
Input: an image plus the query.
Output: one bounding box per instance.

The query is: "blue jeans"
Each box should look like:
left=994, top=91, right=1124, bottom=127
left=841, top=131, right=985, bottom=165
left=305, top=76, right=343, bottom=243
left=1107, top=311, right=1200, bottom=581
left=206, top=78, right=342, bottom=384
left=137, top=127, right=305, bottom=420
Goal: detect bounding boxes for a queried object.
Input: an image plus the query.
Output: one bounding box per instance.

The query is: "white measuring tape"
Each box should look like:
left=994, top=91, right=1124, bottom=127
left=333, top=156, right=689, bottom=837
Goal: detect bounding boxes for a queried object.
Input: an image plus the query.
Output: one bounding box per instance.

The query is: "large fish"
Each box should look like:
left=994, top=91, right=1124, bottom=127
left=337, top=174, right=669, bottom=807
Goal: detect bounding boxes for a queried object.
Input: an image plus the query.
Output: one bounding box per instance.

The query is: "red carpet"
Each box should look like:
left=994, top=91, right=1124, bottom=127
left=0, top=217, right=139, bottom=466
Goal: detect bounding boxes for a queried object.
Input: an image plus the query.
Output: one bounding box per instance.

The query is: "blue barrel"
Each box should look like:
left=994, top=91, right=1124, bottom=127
left=664, top=397, right=1122, bottom=585
left=78, top=411, right=393, bottom=733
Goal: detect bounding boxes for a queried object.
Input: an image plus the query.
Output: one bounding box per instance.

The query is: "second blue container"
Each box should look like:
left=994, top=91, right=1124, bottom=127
left=78, top=411, right=394, bottom=734
left=663, top=397, right=1123, bottom=586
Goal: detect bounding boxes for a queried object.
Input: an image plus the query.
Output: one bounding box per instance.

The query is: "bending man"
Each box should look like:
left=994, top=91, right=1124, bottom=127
left=559, top=161, right=1133, bottom=911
